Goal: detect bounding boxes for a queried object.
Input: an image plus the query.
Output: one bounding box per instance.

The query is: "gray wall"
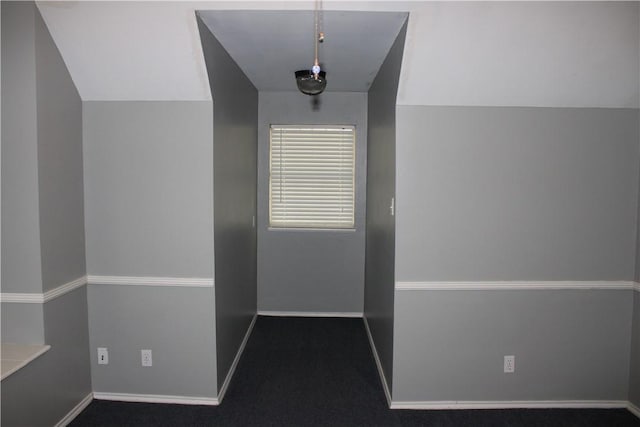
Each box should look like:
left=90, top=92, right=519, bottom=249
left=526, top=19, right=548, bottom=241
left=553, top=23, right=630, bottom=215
left=636, top=123, right=640, bottom=283
left=633, top=123, right=640, bottom=406
left=1, top=1, right=42, bottom=294
left=198, top=16, right=258, bottom=392
left=630, top=291, right=640, bottom=407
left=364, top=21, right=407, bottom=392
left=2, top=288, right=92, bottom=427
left=88, top=285, right=217, bottom=397
left=257, top=92, right=367, bottom=314
left=35, top=0, right=86, bottom=293
left=395, top=106, right=639, bottom=282
left=0, top=4, right=42, bottom=345
left=1, top=303, right=44, bottom=343
left=393, top=289, right=632, bottom=402
left=82, top=101, right=214, bottom=278
left=392, top=105, right=639, bottom=402
left=83, top=100, right=216, bottom=396
left=1, top=5, right=92, bottom=425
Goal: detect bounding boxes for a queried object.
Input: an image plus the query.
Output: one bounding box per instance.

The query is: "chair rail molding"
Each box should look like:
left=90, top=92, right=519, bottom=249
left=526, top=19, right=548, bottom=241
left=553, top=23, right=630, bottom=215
left=0, top=276, right=87, bottom=304
left=87, top=275, right=214, bottom=288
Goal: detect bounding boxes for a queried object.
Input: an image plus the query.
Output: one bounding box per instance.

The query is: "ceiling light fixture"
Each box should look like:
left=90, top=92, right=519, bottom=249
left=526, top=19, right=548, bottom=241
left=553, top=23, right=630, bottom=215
left=295, top=0, right=326, bottom=96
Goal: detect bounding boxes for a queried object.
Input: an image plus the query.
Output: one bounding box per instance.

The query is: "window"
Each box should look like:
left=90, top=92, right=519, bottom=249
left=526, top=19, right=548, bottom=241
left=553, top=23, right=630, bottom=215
left=269, top=125, right=355, bottom=229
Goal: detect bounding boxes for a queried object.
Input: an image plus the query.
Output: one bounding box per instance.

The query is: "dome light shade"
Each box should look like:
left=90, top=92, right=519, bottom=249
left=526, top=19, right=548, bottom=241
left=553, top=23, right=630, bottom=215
left=295, top=70, right=327, bottom=96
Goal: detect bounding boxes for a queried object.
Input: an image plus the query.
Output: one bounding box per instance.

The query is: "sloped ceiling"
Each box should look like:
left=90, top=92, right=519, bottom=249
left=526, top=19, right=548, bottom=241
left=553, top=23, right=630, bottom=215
left=37, top=1, right=639, bottom=107
left=197, top=10, right=407, bottom=93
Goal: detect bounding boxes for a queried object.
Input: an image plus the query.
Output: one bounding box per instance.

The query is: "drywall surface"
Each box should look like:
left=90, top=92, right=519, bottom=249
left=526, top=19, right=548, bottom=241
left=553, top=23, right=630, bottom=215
left=628, top=97, right=639, bottom=411
left=0, top=303, right=44, bottom=344
left=395, top=106, right=640, bottom=282
left=1, top=288, right=92, bottom=427
left=83, top=99, right=216, bottom=395
left=393, top=289, right=632, bottom=402
left=88, top=284, right=217, bottom=397
left=1, top=1, right=42, bottom=293
left=630, top=291, right=640, bottom=407
left=636, top=140, right=640, bottom=282
left=82, top=101, right=214, bottom=278
left=257, top=91, right=367, bottom=314
left=42, top=287, right=91, bottom=419
left=1, top=9, right=92, bottom=426
left=35, top=5, right=86, bottom=292
left=198, top=16, right=258, bottom=392
left=364, top=21, right=407, bottom=392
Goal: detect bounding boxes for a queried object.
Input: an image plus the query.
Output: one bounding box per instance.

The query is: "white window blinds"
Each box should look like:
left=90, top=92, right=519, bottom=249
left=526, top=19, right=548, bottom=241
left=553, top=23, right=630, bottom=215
left=269, top=125, right=355, bottom=229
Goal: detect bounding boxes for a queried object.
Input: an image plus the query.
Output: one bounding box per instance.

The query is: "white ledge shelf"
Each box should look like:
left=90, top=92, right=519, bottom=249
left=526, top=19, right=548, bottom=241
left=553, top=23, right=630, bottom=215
left=1, top=343, right=51, bottom=381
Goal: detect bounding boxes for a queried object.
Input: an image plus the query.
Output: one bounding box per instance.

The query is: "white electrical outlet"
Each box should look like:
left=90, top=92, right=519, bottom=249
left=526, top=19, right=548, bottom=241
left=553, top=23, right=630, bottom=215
left=504, top=355, right=515, bottom=373
left=97, top=347, right=109, bottom=365
left=141, top=349, right=152, bottom=367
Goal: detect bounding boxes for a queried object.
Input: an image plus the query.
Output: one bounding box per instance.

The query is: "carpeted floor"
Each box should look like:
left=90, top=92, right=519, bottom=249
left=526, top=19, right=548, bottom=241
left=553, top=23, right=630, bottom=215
left=71, top=316, right=640, bottom=426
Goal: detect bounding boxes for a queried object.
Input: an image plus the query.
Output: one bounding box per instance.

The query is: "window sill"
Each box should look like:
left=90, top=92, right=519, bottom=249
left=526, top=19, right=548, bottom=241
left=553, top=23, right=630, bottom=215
left=1, top=343, right=51, bottom=381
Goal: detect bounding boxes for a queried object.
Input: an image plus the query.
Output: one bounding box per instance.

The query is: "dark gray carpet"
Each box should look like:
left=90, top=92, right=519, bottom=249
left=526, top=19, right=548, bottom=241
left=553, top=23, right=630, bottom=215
left=71, top=316, right=640, bottom=426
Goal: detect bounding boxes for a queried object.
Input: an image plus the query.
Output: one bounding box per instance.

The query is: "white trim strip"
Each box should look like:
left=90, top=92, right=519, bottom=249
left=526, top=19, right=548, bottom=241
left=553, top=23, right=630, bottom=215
left=93, top=392, right=218, bottom=406
left=389, top=400, right=628, bottom=410
left=1, top=275, right=215, bottom=303
left=217, top=314, right=257, bottom=403
left=0, top=276, right=87, bottom=304
left=633, top=282, right=640, bottom=292
left=87, top=276, right=214, bottom=288
left=0, top=293, right=44, bottom=304
left=55, top=392, right=93, bottom=427
left=258, top=310, right=362, bottom=318
left=363, top=317, right=392, bottom=408
left=44, top=276, right=87, bottom=302
left=396, top=281, right=635, bottom=291
left=628, top=402, right=640, bottom=419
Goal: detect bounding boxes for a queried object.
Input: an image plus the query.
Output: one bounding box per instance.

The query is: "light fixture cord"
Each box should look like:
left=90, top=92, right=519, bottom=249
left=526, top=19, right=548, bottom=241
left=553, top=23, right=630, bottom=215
left=313, top=0, right=321, bottom=79
left=314, top=1, right=319, bottom=68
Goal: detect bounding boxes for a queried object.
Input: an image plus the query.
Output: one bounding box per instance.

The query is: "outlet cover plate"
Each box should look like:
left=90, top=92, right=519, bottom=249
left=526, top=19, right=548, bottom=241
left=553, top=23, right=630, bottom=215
left=141, top=349, right=152, bottom=367
left=98, top=347, right=109, bottom=365
left=504, top=355, right=515, bottom=373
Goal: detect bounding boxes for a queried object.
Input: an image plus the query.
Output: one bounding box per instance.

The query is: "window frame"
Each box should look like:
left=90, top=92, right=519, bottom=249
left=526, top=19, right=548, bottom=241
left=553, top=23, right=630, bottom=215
left=268, top=124, right=356, bottom=230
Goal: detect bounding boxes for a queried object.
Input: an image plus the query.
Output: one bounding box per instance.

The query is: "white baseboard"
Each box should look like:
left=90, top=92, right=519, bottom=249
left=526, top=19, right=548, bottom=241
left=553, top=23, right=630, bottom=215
left=217, top=314, right=257, bottom=403
left=57, top=392, right=639, bottom=419
left=363, top=317, right=392, bottom=408
left=396, top=281, right=635, bottom=291
left=628, top=401, right=640, bottom=418
left=55, top=392, right=93, bottom=427
left=258, top=310, right=362, bottom=318
left=389, top=400, right=629, bottom=410
left=93, top=392, right=218, bottom=406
